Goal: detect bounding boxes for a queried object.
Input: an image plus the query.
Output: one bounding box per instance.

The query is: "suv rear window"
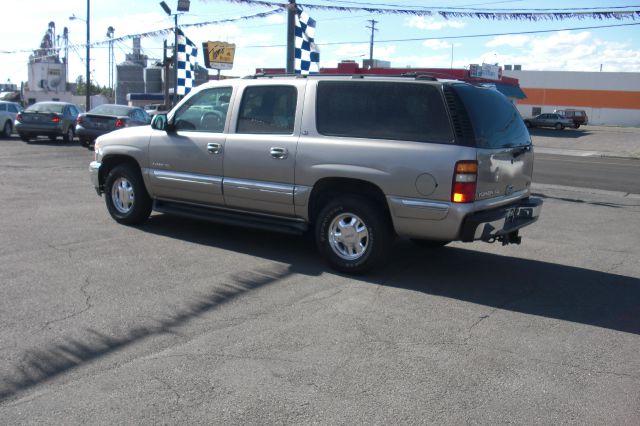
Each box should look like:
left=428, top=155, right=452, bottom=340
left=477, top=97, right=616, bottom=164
left=452, top=84, right=530, bottom=149
left=316, top=81, right=453, bottom=143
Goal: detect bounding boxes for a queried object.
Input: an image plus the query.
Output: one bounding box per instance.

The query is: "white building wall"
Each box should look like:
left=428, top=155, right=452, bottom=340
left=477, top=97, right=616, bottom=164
left=504, top=70, right=640, bottom=127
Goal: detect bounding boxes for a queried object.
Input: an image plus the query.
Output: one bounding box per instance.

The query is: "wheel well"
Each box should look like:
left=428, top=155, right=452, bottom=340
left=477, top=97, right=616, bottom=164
left=99, top=155, right=141, bottom=188
left=308, top=178, right=390, bottom=224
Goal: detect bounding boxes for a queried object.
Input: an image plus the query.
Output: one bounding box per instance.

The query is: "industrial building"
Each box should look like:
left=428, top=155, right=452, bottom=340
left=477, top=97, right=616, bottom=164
left=503, top=69, right=640, bottom=127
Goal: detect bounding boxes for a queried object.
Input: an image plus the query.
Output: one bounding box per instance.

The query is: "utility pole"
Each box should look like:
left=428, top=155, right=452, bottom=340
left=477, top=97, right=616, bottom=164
left=163, top=39, right=170, bottom=107
left=85, top=0, right=90, bottom=112
left=366, top=19, right=378, bottom=68
left=286, top=0, right=296, bottom=73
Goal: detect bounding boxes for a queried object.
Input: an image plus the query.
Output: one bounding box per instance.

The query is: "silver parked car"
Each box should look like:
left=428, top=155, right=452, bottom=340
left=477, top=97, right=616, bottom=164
left=90, top=75, right=542, bottom=273
left=0, top=101, right=22, bottom=138
left=524, top=113, right=574, bottom=130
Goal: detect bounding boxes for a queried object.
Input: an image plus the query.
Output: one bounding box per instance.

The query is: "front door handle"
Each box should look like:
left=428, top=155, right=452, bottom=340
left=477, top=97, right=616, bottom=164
left=207, top=143, right=222, bottom=155
left=270, top=147, right=288, bottom=159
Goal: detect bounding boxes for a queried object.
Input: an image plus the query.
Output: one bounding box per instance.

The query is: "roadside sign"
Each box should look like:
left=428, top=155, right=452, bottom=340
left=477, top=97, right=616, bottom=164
left=203, top=41, right=236, bottom=70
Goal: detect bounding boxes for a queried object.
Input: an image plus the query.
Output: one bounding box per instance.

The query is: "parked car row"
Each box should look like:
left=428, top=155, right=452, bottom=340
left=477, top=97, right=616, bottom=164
left=11, top=101, right=151, bottom=144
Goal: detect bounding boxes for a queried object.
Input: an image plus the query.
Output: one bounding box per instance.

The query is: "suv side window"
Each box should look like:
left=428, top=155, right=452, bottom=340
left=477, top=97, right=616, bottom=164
left=237, top=85, right=297, bottom=134
left=8, top=104, right=19, bottom=113
left=173, top=87, right=232, bottom=132
left=0, top=104, right=6, bottom=112
left=316, top=81, right=453, bottom=143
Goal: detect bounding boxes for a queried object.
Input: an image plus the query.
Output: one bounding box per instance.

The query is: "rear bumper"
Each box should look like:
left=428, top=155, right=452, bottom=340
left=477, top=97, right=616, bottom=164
left=15, top=122, right=64, bottom=135
left=460, top=197, right=543, bottom=242
left=76, top=126, right=109, bottom=140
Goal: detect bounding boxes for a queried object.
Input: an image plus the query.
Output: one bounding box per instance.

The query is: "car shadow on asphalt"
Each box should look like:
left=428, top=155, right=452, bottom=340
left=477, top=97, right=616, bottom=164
left=1, top=213, right=638, bottom=403
left=528, top=128, right=592, bottom=139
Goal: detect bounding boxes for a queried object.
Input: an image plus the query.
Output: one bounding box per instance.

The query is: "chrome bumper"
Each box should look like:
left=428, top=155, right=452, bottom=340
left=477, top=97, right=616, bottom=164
left=89, top=161, right=102, bottom=195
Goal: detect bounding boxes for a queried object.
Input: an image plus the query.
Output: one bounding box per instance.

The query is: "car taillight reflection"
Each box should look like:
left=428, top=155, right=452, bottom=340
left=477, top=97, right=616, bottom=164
left=115, top=119, right=126, bottom=128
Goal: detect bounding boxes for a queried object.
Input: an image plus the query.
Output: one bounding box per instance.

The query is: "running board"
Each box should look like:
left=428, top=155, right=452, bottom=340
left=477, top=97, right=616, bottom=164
left=153, top=200, right=308, bottom=235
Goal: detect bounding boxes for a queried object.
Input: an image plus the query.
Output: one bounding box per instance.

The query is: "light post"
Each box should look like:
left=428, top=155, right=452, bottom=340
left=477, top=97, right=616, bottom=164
left=70, top=1, right=90, bottom=111
left=107, top=26, right=115, bottom=94
left=159, top=1, right=190, bottom=107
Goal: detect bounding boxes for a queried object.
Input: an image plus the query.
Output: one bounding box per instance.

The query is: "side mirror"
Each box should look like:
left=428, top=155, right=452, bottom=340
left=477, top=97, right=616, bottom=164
left=151, top=113, right=171, bottom=131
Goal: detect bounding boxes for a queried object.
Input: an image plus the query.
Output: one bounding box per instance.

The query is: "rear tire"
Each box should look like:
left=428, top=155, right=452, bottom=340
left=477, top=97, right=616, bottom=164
left=49, top=135, right=57, bottom=141
left=554, top=123, right=565, bottom=130
left=574, top=124, right=580, bottom=129
left=2, top=121, right=11, bottom=138
left=315, top=196, right=393, bottom=274
left=63, top=127, right=74, bottom=143
left=19, top=134, right=30, bottom=142
left=104, top=164, right=152, bottom=225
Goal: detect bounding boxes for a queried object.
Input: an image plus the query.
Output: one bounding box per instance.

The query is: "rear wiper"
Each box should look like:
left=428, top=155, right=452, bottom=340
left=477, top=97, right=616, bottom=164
left=512, top=145, right=532, bottom=158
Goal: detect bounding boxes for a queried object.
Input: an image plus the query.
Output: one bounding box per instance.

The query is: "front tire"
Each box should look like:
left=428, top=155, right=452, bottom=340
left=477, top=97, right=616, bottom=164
left=315, top=196, right=393, bottom=274
left=554, top=123, right=565, bottom=130
left=2, top=121, right=11, bottom=138
left=105, top=164, right=152, bottom=225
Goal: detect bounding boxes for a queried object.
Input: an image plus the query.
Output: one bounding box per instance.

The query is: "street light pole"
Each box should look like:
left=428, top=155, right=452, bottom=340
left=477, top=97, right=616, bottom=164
left=85, top=0, right=90, bottom=112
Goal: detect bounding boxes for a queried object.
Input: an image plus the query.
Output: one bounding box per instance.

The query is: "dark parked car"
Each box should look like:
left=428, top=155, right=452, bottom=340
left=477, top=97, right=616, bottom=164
left=554, top=109, right=588, bottom=128
left=76, top=104, right=151, bottom=147
left=523, top=113, right=573, bottom=130
left=15, top=101, right=81, bottom=142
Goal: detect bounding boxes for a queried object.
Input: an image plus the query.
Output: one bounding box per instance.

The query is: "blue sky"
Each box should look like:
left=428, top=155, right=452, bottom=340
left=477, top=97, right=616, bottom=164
left=1, top=0, right=639, bottom=89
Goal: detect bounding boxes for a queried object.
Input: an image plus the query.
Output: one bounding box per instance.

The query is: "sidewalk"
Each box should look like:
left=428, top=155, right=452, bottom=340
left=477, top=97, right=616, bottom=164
left=530, top=125, right=640, bottom=159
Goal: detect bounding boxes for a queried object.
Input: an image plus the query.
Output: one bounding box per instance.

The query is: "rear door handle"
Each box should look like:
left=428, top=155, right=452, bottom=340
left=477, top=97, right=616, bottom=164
left=270, top=147, right=288, bottom=159
left=207, top=143, right=222, bottom=155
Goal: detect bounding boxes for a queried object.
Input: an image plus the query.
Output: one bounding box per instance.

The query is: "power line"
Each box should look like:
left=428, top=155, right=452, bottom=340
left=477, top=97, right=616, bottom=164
left=242, top=21, right=640, bottom=48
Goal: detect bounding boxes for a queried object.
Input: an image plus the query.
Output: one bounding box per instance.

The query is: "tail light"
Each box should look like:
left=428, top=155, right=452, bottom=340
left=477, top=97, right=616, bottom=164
left=16, top=113, right=22, bottom=122
left=452, top=160, right=477, bottom=203
left=51, top=115, right=61, bottom=123
left=115, top=118, right=126, bottom=128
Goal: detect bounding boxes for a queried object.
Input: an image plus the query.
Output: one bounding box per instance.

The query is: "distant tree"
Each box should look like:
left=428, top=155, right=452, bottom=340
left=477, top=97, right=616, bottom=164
left=75, top=75, right=101, bottom=96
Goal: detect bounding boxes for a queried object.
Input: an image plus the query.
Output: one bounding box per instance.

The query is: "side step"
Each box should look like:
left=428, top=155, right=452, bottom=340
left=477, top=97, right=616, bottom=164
left=153, top=200, right=308, bottom=235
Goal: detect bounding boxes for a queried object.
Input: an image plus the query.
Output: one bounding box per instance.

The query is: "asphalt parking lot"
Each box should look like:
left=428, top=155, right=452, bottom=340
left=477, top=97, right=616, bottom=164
left=0, top=133, right=639, bottom=424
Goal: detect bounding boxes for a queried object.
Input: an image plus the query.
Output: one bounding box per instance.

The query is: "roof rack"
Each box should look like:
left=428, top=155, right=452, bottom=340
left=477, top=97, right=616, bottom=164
left=243, top=72, right=444, bottom=81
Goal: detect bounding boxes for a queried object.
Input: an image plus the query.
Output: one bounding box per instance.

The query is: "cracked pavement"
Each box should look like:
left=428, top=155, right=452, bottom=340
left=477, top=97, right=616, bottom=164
left=0, top=137, right=639, bottom=424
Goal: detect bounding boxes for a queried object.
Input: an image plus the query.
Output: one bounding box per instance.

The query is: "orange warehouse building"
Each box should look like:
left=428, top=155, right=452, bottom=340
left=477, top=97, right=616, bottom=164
left=503, top=70, right=640, bottom=126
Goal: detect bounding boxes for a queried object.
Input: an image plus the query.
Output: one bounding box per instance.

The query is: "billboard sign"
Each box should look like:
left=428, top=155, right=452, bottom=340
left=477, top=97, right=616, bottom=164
left=469, top=63, right=501, bottom=80
left=203, top=41, right=236, bottom=70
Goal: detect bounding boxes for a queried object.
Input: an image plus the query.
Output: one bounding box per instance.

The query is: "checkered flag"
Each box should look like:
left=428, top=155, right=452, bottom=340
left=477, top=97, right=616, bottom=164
left=176, top=28, right=197, bottom=95
left=295, top=8, right=320, bottom=75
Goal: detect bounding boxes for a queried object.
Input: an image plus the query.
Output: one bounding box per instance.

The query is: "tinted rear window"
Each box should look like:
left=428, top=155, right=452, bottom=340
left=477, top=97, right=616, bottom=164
left=26, top=103, right=65, bottom=114
left=90, top=105, right=132, bottom=116
left=452, top=84, right=530, bottom=148
left=316, top=81, right=453, bottom=143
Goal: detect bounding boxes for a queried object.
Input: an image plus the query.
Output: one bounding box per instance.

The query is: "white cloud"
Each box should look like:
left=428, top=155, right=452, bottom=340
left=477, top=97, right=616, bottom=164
left=423, top=40, right=451, bottom=50
left=406, top=16, right=466, bottom=31
left=465, top=31, right=640, bottom=72
left=486, top=35, right=530, bottom=48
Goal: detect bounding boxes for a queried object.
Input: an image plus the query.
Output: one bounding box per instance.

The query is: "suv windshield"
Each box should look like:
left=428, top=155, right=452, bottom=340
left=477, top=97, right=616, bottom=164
left=452, top=84, right=530, bottom=149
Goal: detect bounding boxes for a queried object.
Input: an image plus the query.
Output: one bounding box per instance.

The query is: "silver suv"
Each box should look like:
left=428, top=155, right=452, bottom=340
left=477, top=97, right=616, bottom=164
left=89, top=75, right=542, bottom=273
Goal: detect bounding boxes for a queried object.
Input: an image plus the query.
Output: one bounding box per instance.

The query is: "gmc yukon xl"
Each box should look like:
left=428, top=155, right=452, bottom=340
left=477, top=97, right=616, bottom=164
left=90, top=74, right=542, bottom=273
